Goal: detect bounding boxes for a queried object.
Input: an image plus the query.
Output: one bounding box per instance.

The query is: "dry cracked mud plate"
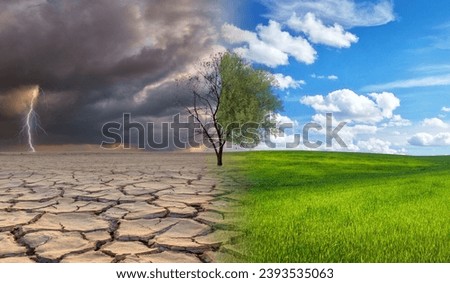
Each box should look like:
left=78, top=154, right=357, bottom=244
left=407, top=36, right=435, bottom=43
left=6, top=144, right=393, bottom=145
left=0, top=153, right=242, bottom=263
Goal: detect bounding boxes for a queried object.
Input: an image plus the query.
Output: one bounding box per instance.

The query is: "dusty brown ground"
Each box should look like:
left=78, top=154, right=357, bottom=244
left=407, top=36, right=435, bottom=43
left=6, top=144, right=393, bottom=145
left=0, top=152, right=241, bottom=263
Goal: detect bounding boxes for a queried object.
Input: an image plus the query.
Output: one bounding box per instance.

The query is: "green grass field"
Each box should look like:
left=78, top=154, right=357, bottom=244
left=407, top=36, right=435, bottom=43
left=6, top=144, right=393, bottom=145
left=224, top=151, right=450, bottom=263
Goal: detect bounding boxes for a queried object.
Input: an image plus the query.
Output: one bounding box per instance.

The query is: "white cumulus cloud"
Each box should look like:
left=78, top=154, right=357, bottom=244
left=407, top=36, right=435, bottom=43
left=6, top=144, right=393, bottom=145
left=300, top=88, right=412, bottom=154
left=422, top=118, right=449, bottom=129
left=408, top=132, right=450, bottom=146
left=257, top=20, right=317, bottom=64
left=222, top=0, right=395, bottom=69
left=383, top=114, right=412, bottom=127
left=369, top=92, right=400, bottom=119
left=221, top=21, right=316, bottom=67
left=300, top=89, right=401, bottom=124
left=221, top=23, right=288, bottom=67
left=311, top=73, right=339, bottom=80
left=442, top=106, right=450, bottom=112
left=327, top=75, right=339, bottom=80
left=273, top=73, right=305, bottom=90
left=287, top=12, right=359, bottom=48
left=357, top=138, right=400, bottom=154
left=274, top=113, right=299, bottom=127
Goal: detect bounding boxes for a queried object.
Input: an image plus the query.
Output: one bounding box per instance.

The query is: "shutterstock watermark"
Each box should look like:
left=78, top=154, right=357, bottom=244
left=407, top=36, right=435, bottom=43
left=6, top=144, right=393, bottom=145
left=101, top=113, right=347, bottom=150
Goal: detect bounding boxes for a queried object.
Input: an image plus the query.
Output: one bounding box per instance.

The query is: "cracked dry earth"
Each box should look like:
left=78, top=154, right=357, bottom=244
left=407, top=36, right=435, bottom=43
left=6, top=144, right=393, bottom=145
left=0, top=152, right=242, bottom=263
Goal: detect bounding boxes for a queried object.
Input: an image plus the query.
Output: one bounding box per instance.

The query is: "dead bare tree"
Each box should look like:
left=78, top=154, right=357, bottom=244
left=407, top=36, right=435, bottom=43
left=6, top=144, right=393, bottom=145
left=185, top=53, right=226, bottom=166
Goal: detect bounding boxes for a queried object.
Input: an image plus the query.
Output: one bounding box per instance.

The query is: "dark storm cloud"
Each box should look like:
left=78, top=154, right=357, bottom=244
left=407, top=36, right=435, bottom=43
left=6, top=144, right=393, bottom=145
left=0, top=0, right=224, bottom=147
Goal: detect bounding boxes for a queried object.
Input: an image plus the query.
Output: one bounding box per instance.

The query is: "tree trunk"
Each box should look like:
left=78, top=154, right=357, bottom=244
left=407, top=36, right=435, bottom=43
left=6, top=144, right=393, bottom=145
left=216, top=145, right=224, bottom=166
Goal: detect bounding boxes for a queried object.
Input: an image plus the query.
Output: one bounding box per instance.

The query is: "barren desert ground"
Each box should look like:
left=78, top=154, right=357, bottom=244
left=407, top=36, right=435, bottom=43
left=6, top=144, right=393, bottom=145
left=0, top=152, right=239, bottom=263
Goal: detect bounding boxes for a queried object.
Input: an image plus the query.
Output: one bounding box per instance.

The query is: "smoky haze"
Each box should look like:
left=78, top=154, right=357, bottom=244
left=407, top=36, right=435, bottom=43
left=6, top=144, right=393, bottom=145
left=0, top=0, right=225, bottom=149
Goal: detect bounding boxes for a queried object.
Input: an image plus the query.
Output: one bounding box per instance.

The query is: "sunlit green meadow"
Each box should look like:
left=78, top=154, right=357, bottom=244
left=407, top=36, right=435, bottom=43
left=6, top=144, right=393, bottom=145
left=223, top=151, right=450, bottom=263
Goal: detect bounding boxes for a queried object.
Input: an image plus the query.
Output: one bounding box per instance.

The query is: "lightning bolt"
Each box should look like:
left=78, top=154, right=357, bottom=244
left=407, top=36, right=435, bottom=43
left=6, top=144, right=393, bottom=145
left=25, top=86, right=40, bottom=152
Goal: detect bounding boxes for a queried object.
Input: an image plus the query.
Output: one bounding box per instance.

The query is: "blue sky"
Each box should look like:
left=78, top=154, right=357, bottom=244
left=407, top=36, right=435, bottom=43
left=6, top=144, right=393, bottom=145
left=222, top=0, right=450, bottom=155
